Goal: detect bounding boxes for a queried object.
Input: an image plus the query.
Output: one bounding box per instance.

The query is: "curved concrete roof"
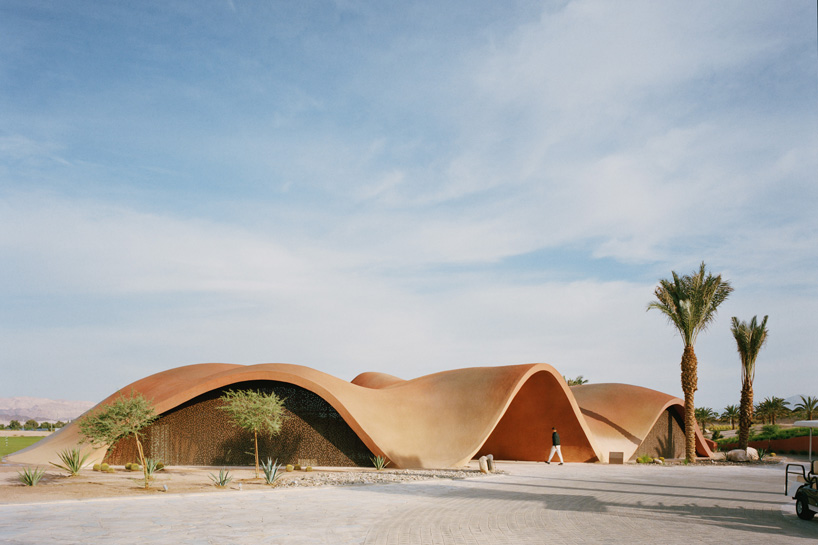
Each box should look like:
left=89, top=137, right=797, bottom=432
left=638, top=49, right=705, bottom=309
left=7, top=363, right=711, bottom=468
left=571, top=383, right=713, bottom=462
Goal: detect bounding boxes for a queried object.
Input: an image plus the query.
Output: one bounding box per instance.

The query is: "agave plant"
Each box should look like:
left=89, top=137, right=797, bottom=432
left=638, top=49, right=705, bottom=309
left=18, top=466, right=46, bottom=486
left=50, top=447, right=92, bottom=477
left=371, top=455, right=390, bottom=470
left=209, top=467, right=233, bottom=488
left=261, top=458, right=283, bottom=485
left=144, top=458, right=163, bottom=481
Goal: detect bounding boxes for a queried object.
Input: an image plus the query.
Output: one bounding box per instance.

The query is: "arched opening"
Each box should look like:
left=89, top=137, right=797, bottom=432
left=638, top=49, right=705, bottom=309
left=630, top=408, right=685, bottom=460
left=474, top=371, right=598, bottom=463
left=105, top=381, right=374, bottom=466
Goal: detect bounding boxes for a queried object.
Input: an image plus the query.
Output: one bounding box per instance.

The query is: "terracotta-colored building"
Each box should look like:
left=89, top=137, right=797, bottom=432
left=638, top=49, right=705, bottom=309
left=7, top=363, right=712, bottom=468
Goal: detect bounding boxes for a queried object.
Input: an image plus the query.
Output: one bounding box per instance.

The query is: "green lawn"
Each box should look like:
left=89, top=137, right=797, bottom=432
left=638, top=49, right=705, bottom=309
left=0, top=436, right=43, bottom=457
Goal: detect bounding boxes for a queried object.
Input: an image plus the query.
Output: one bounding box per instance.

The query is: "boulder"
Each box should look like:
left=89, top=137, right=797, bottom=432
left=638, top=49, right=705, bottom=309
left=726, top=449, right=748, bottom=462
left=726, top=448, right=760, bottom=462
left=485, top=454, right=494, bottom=472
left=746, top=447, right=759, bottom=461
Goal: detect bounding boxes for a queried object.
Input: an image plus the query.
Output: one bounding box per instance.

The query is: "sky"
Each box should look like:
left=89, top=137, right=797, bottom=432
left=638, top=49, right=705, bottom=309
left=1, top=1, right=816, bottom=412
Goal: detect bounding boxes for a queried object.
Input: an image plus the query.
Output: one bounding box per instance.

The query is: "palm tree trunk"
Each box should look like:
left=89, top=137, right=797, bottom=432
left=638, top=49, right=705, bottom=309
left=681, top=346, right=698, bottom=462
left=738, top=382, right=753, bottom=450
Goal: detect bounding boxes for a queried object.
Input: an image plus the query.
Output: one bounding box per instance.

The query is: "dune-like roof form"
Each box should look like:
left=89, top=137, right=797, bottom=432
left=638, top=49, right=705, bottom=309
left=7, top=363, right=712, bottom=468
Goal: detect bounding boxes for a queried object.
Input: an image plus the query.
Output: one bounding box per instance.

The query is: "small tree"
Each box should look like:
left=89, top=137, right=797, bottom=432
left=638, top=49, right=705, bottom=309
left=219, top=389, right=286, bottom=479
left=78, top=392, right=157, bottom=488
left=24, top=419, right=38, bottom=430
left=8, top=420, right=22, bottom=430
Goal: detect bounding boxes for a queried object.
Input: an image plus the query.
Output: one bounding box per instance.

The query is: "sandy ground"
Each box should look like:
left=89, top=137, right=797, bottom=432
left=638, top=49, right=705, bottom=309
left=0, top=462, right=490, bottom=504
left=0, top=464, right=369, bottom=503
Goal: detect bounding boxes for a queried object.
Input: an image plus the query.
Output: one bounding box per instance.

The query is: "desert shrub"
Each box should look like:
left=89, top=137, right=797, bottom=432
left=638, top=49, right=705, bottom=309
left=371, top=456, right=390, bottom=470
left=285, top=464, right=294, bottom=472
left=50, top=446, right=92, bottom=477
left=261, top=458, right=283, bottom=485
left=100, top=463, right=110, bottom=471
left=144, top=459, right=162, bottom=480
left=209, top=468, right=233, bottom=488
left=294, top=464, right=301, bottom=471
left=93, top=464, right=101, bottom=471
left=636, top=454, right=653, bottom=464
left=18, top=467, right=46, bottom=486
left=711, top=430, right=722, bottom=441
left=305, top=466, right=313, bottom=472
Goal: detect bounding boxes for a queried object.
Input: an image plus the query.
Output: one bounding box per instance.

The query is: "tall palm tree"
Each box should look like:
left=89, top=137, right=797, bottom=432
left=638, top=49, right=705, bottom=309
left=794, top=395, right=817, bottom=420
left=721, top=404, right=739, bottom=430
left=648, top=262, right=733, bottom=462
left=731, top=315, right=768, bottom=450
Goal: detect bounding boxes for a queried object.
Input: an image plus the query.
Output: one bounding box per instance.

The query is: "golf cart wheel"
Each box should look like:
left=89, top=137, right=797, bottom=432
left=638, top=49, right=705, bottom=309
left=796, top=497, right=815, bottom=520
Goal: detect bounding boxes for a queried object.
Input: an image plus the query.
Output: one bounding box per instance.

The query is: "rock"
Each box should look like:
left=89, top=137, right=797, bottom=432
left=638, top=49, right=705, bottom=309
left=653, top=458, right=663, bottom=464
left=726, top=448, right=762, bottom=462
left=486, top=454, right=494, bottom=472
left=746, top=447, right=759, bottom=461
left=478, top=456, right=489, bottom=473
left=726, top=449, right=747, bottom=462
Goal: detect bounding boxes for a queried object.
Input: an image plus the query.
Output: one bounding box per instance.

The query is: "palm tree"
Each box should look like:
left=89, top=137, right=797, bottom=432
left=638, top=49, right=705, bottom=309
left=794, top=395, right=817, bottom=420
left=721, top=404, right=739, bottom=430
left=694, top=407, right=718, bottom=432
left=564, top=375, right=589, bottom=386
left=731, top=315, right=768, bottom=449
left=766, top=396, right=790, bottom=425
left=648, top=262, right=733, bottom=462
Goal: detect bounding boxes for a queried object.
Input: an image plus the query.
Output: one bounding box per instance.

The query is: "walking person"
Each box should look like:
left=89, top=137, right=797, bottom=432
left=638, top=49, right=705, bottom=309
left=545, top=426, right=564, bottom=465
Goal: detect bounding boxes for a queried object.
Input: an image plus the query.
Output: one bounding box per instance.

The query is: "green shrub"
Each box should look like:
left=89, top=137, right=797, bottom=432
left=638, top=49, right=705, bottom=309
left=50, top=447, right=92, bottom=477
left=305, top=466, right=313, bottom=472
left=18, top=467, right=46, bottom=486
left=636, top=454, right=653, bottom=464
left=709, top=424, right=732, bottom=431
left=711, top=430, right=722, bottom=441
left=294, top=464, right=301, bottom=471
left=100, top=463, right=110, bottom=471
left=285, top=464, right=294, bottom=472
left=761, top=424, right=780, bottom=436
left=717, top=426, right=814, bottom=445
left=93, top=463, right=101, bottom=471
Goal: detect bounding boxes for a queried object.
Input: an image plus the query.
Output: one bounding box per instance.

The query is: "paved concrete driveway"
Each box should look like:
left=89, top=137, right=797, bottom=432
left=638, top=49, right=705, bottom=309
left=1, top=462, right=815, bottom=544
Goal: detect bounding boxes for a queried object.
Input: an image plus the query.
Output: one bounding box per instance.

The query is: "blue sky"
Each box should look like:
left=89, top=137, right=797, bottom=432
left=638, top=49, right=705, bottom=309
left=1, top=1, right=816, bottom=412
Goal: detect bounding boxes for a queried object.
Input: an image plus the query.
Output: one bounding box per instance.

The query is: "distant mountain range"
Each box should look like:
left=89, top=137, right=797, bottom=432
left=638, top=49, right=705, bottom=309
left=0, top=397, right=96, bottom=425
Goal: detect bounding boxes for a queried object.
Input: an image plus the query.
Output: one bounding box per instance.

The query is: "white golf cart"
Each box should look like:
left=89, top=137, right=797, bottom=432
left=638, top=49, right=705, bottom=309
left=785, top=420, right=818, bottom=521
